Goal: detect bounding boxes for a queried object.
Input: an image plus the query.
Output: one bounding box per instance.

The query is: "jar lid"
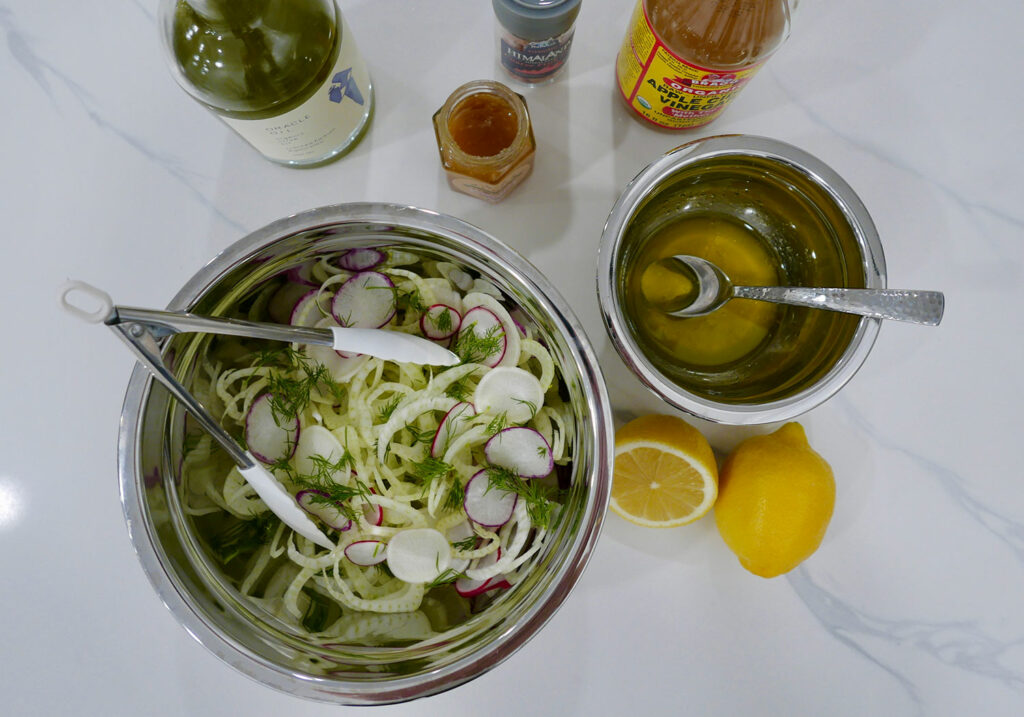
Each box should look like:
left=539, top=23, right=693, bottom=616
left=492, top=0, right=582, bottom=41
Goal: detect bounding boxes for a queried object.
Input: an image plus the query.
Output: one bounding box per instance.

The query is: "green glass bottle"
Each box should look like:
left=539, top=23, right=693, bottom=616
left=160, top=0, right=373, bottom=166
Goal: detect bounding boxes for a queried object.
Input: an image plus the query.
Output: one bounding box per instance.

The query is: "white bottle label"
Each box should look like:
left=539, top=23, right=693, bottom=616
left=221, top=15, right=371, bottom=164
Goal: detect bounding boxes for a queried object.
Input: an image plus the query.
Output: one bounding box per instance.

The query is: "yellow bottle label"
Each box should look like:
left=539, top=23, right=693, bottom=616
left=615, top=1, right=764, bottom=129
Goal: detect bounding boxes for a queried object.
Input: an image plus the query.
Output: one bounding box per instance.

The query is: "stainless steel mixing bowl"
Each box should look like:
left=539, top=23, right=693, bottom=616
left=597, top=135, right=886, bottom=424
left=118, top=203, right=613, bottom=704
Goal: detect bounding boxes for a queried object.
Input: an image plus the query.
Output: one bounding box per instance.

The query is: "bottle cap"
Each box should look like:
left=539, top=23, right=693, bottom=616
left=492, top=0, right=582, bottom=41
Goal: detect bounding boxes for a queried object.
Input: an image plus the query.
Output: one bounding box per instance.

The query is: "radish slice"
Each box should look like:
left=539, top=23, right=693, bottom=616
left=290, top=289, right=327, bottom=327
left=455, top=549, right=506, bottom=597
left=296, top=490, right=352, bottom=532
left=245, top=393, right=299, bottom=464
left=268, top=282, right=313, bottom=324
left=430, top=402, right=477, bottom=458
left=345, top=540, right=387, bottom=566
left=305, top=341, right=370, bottom=382
left=473, top=366, right=544, bottom=424
left=457, top=306, right=506, bottom=367
left=420, top=304, right=461, bottom=341
left=293, top=425, right=350, bottom=483
left=485, top=427, right=553, bottom=478
left=338, top=248, right=386, bottom=271
left=362, top=501, right=384, bottom=526
left=386, top=528, right=452, bottom=583
left=464, top=470, right=517, bottom=527
left=331, top=271, right=396, bottom=329
left=286, top=262, right=319, bottom=286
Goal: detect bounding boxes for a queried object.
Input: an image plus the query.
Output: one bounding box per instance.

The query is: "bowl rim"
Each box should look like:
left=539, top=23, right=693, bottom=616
left=596, top=134, right=886, bottom=425
left=118, top=202, right=614, bottom=704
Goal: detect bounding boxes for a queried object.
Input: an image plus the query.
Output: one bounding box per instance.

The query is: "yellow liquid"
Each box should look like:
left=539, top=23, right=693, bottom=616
left=627, top=217, right=779, bottom=367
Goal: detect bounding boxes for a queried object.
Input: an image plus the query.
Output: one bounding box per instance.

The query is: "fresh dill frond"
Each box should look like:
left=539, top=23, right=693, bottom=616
left=208, top=515, right=276, bottom=564
left=377, top=395, right=404, bottom=423
left=513, top=398, right=539, bottom=420
left=404, top=423, right=436, bottom=445
left=254, top=347, right=344, bottom=421
left=451, top=535, right=477, bottom=552
left=444, top=375, right=473, bottom=402
left=425, top=568, right=463, bottom=589
left=451, top=324, right=504, bottom=365
left=443, top=478, right=466, bottom=513
left=486, top=411, right=509, bottom=435
left=485, top=466, right=555, bottom=529
left=428, top=307, right=455, bottom=335
left=411, top=456, right=454, bottom=490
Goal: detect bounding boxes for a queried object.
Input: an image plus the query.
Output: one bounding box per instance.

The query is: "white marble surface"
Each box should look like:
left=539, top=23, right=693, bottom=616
left=2, top=1, right=1022, bottom=715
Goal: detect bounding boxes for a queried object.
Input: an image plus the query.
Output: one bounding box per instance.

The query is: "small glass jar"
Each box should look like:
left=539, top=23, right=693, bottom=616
left=433, top=80, right=536, bottom=202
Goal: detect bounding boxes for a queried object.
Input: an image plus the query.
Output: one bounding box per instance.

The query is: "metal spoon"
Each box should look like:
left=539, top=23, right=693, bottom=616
left=650, top=255, right=944, bottom=326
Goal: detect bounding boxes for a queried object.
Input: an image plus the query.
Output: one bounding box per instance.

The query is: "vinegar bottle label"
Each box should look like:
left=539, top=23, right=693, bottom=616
left=221, top=15, right=371, bottom=164
left=615, top=1, right=765, bottom=129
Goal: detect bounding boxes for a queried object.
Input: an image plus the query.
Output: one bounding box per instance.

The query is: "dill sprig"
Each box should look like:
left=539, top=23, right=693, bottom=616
left=208, top=515, right=276, bottom=564
left=444, top=375, right=473, bottom=402
left=451, top=323, right=504, bottom=365
left=485, top=466, right=555, bottom=529
left=451, top=535, right=477, bottom=552
left=425, top=568, right=463, bottom=589
left=444, top=478, right=466, bottom=513
left=254, top=347, right=345, bottom=420
left=411, top=456, right=454, bottom=489
left=377, top=395, right=404, bottom=423
left=404, top=423, right=436, bottom=445
left=486, top=411, right=509, bottom=435
left=427, top=306, right=455, bottom=335
left=274, top=452, right=369, bottom=525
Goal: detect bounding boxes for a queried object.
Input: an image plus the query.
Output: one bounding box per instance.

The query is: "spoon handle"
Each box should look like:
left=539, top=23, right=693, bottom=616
left=732, top=286, right=945, bottom=325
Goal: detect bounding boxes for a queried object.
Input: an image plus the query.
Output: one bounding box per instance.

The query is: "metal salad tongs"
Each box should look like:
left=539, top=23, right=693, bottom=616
left=60, top=280, right=459, bottom=550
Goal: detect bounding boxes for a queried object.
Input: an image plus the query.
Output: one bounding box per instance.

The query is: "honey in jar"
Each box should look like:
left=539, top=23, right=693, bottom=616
left=616, top=0, right=791, bottom=129
left=433, top=80, right=536, bottom=202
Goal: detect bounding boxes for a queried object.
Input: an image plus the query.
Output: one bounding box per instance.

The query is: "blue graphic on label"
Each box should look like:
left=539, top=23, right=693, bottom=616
left=329, top=68, right=364, bottom=105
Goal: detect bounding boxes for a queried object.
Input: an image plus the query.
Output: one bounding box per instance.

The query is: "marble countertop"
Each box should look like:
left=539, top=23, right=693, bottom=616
left=2, top=1, right=1022, bottom=715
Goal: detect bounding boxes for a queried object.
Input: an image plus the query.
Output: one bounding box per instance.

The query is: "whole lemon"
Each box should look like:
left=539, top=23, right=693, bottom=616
left=714, top=423, right=835, bottom=578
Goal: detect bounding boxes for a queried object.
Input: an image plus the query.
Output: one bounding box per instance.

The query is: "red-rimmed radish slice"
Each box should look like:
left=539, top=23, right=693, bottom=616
left=473, top=366, right=544, bottom=424
left=331, top=271, right=396, bottom=329
left=386, top=528, right=451, bottom=583
left=296, top=489, right=352, bottom=532
left=344, top=539, right=387, bottom=566
left=245, top=393, right=299, bottom=464
left=362, top=502, right=384, bottom=526
left=457, top=306, right=506, bottom=367
left=290, top=289, right=328, bottom=327
left=268, top=282, right=313, bottom=324
left=337, top=248, right=386, bottom=271
left=464, top=470, right=517, bottom=527
left=455, top=549, right=506, bottom=597
left=286, top=262, right=319, bottom=286
left=430, top=402, right=477, bottom=458
left=293, top=426, right=349, bottom=482
left=420, top=304, right=461, bottom=341
left=485, top=427, right=553, bottom=478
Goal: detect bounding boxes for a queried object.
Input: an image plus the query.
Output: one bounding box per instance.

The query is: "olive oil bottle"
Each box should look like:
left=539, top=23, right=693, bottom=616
left=159, top=0, right=373, bottom=166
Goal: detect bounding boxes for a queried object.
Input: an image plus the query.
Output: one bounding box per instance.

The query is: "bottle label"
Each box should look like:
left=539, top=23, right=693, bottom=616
left=615, top=1, right=764, bottom=129
left=500, top=28, right=575, bottom=81
left=221, top=15, right=371, bottom=164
